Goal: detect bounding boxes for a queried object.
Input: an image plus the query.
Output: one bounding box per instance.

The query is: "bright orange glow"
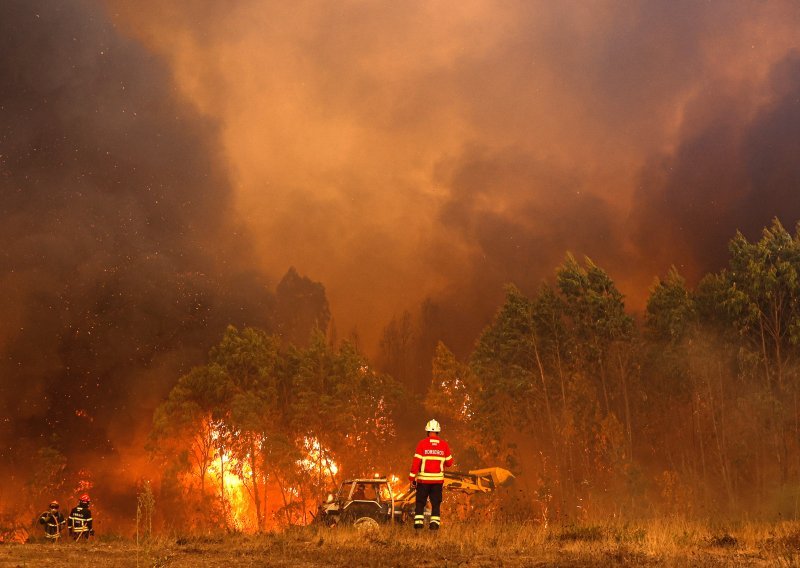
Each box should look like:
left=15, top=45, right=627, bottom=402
left=207, top=448, right=252, bottom=530
left=75, top=469, right=94, bottom=497
left=199, top=431, right=341, bottom=530
left=387, top=474, right=402, bottom=493
left=205, top=427, right=255, bottom=530
left=299, top=437, right=338, bottom=479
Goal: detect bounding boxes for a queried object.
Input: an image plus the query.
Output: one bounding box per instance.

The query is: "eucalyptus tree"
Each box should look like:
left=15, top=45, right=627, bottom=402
left=556, top=255, right=635, bottom=458
left=698, top=219, right=800, bottom=489
left=149, top=363, right=232, bottom=495
left=718, top=219, right=800, bottom=391
left=208, top=325, right=282, bottom=532
left=470, top=285, right=546, bottom=467
left=426, top=341, right=482, bottom=464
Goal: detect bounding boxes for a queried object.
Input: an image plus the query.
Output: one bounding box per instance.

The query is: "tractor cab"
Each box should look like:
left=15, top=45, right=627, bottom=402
left=316, top=476, right=396, bottom=529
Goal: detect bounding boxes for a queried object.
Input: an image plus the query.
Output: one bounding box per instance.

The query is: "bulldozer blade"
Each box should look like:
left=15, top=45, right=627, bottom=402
left=468, top=467, right=515, bottom=487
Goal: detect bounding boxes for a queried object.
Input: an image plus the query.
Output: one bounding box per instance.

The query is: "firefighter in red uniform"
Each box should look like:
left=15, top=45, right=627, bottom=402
left=409, top=419, right=453, bottom=530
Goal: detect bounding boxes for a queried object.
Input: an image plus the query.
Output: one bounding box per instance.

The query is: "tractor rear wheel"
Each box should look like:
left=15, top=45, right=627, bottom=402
left=353, top=516, right=380, bottom=533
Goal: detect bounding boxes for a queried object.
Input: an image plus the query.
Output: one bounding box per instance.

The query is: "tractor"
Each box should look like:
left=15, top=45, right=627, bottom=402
left=314, top=467, right=514, bottom=530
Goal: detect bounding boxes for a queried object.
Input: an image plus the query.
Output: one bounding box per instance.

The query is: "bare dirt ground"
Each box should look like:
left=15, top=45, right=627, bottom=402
left=3, top=520, right=800, bottom=567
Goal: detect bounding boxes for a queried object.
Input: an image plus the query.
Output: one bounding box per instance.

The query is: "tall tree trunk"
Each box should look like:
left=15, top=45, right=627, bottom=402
left=531, top=335, right=555, bottom=448
left=219, top=452, right=229, bottom=530
left=275, top=472, right=293, bottom=525
left=707, top=367, right=733, bottom=506
left=598, top=354, right=610, bottom=417
left=692, top=384, right=707, bottom=483
left=250, top=453, right=263, bottom=532
left=759, top=318, right=772, bottom=390
left=616, top=350, right=633, bottom=460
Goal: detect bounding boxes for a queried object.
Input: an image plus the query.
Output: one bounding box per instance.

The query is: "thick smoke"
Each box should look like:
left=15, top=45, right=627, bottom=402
left=106, top=1, right=800, bottom=354
left=631, top=51, right=800, bottom=281
left=0, top=0, right=280, bottom=474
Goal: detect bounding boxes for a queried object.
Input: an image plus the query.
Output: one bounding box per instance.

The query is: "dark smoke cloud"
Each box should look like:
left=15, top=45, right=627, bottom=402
left=432, top=145, right=621, bottom=341
left=0, top=0, right=277, bottom=467
left=631, top=51, right=800, bottom=282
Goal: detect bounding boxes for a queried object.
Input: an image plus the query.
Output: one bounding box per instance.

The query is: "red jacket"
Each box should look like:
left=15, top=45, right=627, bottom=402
left=409, top=435, right=454, bottom=484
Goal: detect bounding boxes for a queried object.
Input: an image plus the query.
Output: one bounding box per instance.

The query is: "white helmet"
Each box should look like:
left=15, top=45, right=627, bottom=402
left=425, top=419, right=441, bottom=433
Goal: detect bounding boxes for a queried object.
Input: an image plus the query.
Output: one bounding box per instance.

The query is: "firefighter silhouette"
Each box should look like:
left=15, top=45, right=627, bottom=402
left=38, top=501, right=65, bottom=541
left=68, top=494, right=94, bottom=541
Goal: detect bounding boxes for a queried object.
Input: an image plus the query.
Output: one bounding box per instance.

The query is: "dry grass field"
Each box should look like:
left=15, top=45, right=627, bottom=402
left=4, top=520, right=800, bottom=567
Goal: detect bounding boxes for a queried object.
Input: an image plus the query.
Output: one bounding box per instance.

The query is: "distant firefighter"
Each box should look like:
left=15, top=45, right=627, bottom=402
left=68, top=494, right=94, bottom=541
left=38, top=500, right=65, bottom=541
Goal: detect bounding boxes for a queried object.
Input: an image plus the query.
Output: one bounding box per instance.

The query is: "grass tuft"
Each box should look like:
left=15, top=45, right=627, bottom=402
left=708, top=533, right=738, bottom=548
left=556, top=524, right=604, bottom=542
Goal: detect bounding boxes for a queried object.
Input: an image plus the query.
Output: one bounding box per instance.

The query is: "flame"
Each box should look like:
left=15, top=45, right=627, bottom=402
left=207, top=447, right=252, bottom=530
left=199, top=431, right=341, bottom=529
left=299, top=437, right=338, bottom=479
left=75, top=469, right=94, bottom=497
left=386, top=474, right=404, bottom=495
left=204, top=426, right=255, bottom=531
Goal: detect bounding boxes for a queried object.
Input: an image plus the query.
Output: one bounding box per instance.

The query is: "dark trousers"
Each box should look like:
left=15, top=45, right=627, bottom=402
left=414, top=483, right=443, bottom=528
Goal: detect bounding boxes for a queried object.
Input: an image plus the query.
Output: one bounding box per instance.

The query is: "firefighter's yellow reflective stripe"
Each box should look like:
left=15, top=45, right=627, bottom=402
left=417, top=472, right=445, bottom=479
left=414, top=515, right=425, bottom=520
left=414, top=454, right=424, bottom=459
left=444, top=455, right=452, bottom=461
left=430, top=516, right=441, bottom=521
left=409, top=472, right=416, bottom=478
left=419, top=455, right=446, bottom=476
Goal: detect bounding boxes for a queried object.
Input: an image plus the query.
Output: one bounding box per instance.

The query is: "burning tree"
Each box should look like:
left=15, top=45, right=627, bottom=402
left=291, top=334, right=403, bottom=480
left=150, top=326, right=404, bottom=531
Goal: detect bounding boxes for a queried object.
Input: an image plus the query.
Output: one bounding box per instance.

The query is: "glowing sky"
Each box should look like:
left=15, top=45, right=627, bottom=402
left=106, top=0, right=800, bottom=347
